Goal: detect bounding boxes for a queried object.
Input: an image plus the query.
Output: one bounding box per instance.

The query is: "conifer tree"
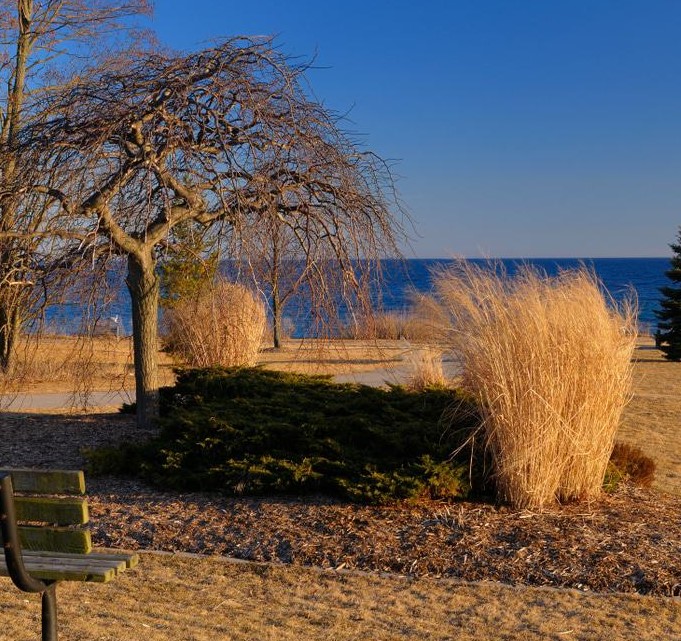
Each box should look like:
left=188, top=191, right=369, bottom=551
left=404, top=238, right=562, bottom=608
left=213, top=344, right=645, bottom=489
left=655, top=228, right=681, bottom=361
left=158, top=222, right=220, bottom=310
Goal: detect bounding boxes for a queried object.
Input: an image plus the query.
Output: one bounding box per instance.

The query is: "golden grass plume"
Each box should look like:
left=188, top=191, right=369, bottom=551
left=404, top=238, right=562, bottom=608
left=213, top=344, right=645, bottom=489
left=432, top=262, right=637, bottom=509
left=164, top=279, right=266, bottom=368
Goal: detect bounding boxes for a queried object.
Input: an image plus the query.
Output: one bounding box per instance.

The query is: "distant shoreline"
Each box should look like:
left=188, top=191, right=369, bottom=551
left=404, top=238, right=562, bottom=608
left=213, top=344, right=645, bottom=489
left=36, top=257, right=670, bottom=337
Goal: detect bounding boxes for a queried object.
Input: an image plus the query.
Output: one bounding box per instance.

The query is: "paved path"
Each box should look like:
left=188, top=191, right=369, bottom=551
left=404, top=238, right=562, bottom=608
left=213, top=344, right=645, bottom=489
left=0, top=389, right=135, bottom=412
left=1, top=358, right=461, bottom=411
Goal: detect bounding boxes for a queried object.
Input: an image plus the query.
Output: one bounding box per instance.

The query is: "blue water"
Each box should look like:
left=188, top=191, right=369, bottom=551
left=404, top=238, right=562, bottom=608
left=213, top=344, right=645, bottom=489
left=378, top=258, right=669, bottom=332
left=43, top=257, right=671, bottom=336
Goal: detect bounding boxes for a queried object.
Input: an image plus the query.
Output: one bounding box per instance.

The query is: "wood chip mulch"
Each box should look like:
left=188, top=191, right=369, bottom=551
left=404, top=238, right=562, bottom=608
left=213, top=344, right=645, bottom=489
left=1, top=411, right=679, bottom=597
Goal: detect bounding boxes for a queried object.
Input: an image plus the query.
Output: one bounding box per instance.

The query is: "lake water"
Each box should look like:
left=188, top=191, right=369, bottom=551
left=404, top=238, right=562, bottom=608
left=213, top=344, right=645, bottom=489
left=379, top=257, right=669, bottom=332
left=44, top=257, right=671, bottom=336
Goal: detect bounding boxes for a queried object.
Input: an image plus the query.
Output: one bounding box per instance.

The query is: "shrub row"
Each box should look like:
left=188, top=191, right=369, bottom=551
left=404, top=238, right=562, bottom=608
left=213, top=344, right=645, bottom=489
left=96, top=366, right=655, bottom=505
left=92, top=368, right=483, bottom=504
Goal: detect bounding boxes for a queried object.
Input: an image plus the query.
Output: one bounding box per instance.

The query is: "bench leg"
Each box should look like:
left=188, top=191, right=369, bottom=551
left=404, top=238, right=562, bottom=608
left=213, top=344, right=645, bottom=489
left=41, top=582, right=58, bottom=641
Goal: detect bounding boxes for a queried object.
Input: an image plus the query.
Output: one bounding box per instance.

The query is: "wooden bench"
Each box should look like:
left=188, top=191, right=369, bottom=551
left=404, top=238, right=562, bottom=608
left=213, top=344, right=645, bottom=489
left=0, top=468, right=138, bottom=641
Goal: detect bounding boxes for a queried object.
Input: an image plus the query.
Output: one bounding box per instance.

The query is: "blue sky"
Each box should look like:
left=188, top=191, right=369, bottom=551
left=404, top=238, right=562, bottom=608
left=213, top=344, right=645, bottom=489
left=149, top=1, right=681, bottom=258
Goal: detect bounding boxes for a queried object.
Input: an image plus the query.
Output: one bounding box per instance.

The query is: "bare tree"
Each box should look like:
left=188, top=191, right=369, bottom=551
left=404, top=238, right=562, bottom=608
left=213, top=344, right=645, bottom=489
left=238, top=214, right=311, bottom=348
left=17, top=38, right=405, bottom=427
left=0, top=0, right=152, bottom=371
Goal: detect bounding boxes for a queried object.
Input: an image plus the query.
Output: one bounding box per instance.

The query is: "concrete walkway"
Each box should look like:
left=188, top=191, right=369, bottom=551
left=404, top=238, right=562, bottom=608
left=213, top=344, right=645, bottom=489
left=0, top=389, right=135, bottom=412
left=0, top=357, right=461, bottom=412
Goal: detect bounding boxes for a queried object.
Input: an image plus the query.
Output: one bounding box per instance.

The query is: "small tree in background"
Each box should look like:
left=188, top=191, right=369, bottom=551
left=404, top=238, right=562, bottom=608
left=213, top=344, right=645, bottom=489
left=159, top=222, right=220, bottom=309
left=655, top=228, right=681, bottom=361
left=241, top=214, right=311, bottom=349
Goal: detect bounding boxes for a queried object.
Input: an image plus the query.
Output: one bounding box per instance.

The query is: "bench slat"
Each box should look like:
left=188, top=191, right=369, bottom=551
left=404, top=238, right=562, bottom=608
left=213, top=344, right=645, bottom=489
left=0, top=469, right=85, bottom=495
left=21, top=554, right=127, bottom=574
left=23, top=549, right=140, bottom=570
left=0, top=560, right=115, bottom=583
left=13, top=526, right=92, bottom=554
left=13, top=496, right=89, bottom=526
left=98, top=550, right=139, bottom=570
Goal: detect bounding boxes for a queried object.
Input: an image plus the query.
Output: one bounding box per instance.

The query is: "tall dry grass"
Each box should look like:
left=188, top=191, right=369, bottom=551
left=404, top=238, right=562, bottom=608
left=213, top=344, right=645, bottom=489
left=0, top=334, right=138, bottom=398
left=432, top=263, right=637, bottom=509
left=163, top=280, right=266, bottom=368
left=347, top=305, right=445, bottom=342
left=405, top=345, right=447, bottom=391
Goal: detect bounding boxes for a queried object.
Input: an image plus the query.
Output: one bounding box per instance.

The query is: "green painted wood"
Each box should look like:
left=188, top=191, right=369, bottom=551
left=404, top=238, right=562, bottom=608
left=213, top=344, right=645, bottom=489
left=0, top=469, right=85, bottom=495
left=0, top=467, right=138, bottom=586
left=13, top=496, right=89, bottom=525
left=15, top=526, right=92, bottom=554
left=0, top=560, right=115, bottom=583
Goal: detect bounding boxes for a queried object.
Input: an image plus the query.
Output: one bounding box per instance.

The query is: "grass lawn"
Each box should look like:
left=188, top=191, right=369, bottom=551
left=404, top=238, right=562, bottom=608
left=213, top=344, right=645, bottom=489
left=1, top=553, right=679, bottom=641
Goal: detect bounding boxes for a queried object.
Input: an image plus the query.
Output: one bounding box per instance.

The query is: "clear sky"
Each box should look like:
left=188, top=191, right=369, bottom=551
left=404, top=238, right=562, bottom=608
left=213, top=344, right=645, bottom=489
left=148, top=1, right=681, bottom=258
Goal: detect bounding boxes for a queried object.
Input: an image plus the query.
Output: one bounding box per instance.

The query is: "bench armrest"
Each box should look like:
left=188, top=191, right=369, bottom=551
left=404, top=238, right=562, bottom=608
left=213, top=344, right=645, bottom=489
left=0, top=473, right=52, bottom=593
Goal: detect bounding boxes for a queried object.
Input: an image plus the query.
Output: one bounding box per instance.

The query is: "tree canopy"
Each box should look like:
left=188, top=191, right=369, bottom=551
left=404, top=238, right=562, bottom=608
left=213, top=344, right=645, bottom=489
left=14, top=37, right=405, bottom=425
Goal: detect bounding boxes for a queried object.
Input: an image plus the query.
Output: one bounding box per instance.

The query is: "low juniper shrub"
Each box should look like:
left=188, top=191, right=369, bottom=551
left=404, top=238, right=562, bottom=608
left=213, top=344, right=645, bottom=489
left=92, top=367, right=485, bottom=504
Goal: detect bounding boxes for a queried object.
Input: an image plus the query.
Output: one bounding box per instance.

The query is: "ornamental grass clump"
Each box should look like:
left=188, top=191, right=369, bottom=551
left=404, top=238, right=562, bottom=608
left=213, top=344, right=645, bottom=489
left=405, top=345, right=447, bottom=391
left=164, top=279, right=266, bottom=368
left=433, top=263, right=637, bottom=509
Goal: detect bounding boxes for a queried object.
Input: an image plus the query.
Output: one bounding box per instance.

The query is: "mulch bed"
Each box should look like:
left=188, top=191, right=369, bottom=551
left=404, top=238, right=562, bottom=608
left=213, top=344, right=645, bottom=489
left=1, top=411, right=680, bottom=597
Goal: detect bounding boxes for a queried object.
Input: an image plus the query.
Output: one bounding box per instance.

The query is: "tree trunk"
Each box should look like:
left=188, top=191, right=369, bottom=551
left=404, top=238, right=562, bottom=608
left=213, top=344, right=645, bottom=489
left=271, top=254, right=283, bottom=349
left=0, top=298, right=21, bottom=372
left=270, top=239, right=282, bottom=350
left=0, top=1, right=33, bottom=374
left=272, top=291, right=282, bottom=349
left=126, top=251, right=160, bottom=428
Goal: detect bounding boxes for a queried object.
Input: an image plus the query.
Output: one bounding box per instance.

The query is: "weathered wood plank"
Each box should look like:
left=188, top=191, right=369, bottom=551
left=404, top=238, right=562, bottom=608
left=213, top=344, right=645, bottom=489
left=0, top=560, right=114, bottom=583
left=20, top=554, right=126, bottom=574
left=24, top=549, right=139, bottom=570
left=11, top=526, right=92, bottom=554
left=99, top=550, right=139, bottom=569
left=0, top=469, right=85, bottom=495
left=13, top=496, right=89, bottom=526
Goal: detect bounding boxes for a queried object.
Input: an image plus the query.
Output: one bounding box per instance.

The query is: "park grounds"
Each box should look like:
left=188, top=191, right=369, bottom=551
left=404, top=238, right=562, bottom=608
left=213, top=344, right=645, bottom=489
left=0, top=334, right=679, bottom=639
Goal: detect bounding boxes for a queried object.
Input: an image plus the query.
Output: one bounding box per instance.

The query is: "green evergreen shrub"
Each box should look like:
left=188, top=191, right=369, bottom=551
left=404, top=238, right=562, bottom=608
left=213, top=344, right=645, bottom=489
left=158, top=221, right=219, bottom=309
left=91, top=368, right=483, bottom=504
left=655, top=227, right=681, bottom=361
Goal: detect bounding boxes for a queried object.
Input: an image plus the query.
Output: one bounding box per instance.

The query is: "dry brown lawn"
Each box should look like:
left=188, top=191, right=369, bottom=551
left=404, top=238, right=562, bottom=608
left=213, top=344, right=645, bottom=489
left=0, top=334, right=177, bottom=394
left=620, top=337, right=681, bottom=495
left=0, top=553, right=678, bottom=641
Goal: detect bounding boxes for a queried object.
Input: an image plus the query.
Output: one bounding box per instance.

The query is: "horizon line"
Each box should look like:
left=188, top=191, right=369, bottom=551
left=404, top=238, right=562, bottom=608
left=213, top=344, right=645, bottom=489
left=404, top=255, right=669, bottom=261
